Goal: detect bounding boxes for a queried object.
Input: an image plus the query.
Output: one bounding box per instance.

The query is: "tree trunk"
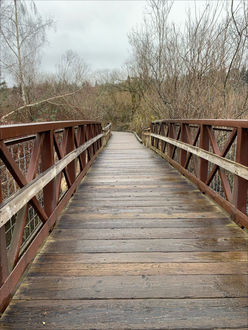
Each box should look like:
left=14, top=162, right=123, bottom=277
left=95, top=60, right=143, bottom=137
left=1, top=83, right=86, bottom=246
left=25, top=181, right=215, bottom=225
left=14, top=0, right=28, bottom=106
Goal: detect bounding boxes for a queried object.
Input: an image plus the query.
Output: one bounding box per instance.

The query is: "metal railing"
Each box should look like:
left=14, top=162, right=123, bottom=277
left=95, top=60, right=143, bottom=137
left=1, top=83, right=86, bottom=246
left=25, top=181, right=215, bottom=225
left=0, top=120, right=111, bottom=312
left=142, top=119, right=248, bottom=229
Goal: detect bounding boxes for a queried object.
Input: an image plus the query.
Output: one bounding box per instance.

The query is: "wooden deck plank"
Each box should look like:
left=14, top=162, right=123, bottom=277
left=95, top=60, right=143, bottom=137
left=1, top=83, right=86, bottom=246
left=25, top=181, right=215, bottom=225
left=1, top=131, right=248, bottom=329
left=51, top=227, right=245, bottom=240
left=1, top=299, right=247, bottom=329
left=14, top=274, right=248, bottom=299
left=57, top=217, right=233, bottom=229
left=42, top=237, right=248, bottom=253
left=29, top=262, right=248, bottom=276
left=60, top=211, right=226, bottom=219
left=36, top=251, right=248, bottom=263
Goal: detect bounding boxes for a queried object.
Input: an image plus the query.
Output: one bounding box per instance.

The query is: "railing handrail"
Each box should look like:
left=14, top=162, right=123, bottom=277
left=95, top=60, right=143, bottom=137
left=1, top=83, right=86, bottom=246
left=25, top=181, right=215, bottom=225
left=0, top=120, right=101, bottom=140
left=103, top=122, right=112, bottom=132
left=152, top=119, right=248, bottom=128
left=148, top=132, right=248, bottom=181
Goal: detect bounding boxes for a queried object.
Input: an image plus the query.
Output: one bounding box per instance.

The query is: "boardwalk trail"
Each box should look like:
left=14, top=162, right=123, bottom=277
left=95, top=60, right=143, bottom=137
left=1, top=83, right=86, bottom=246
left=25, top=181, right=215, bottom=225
left=1, top=132, right=247, bottom=329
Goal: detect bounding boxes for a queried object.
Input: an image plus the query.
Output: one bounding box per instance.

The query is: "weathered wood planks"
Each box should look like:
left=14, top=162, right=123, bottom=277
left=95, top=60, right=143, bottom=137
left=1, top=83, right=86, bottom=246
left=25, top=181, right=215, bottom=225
left=1, top=131, right=248, bottom=329
left=14, top=274, right=248, bottom=299
left=28, top=262, right=248, bottom=276
left=42, top=237, right=248, bottom=253
left=36, top=251, right=248, bottom=263
left=1, top=299, right=247, bottom=329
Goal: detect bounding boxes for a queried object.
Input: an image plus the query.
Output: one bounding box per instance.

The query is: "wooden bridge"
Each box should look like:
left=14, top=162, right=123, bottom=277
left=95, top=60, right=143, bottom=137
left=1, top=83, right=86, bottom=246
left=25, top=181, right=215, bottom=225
left=0, top=120, right=248, bottom=329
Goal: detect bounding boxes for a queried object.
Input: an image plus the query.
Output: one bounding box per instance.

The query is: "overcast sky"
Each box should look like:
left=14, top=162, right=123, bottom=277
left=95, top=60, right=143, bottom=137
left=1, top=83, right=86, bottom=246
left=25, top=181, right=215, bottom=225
left=35, top=0, right=211, bottom=76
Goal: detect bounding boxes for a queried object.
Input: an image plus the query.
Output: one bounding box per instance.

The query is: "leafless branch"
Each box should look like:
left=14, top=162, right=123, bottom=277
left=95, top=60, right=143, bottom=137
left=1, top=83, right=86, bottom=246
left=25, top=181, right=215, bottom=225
left=1, top=87, right=84, bottom=121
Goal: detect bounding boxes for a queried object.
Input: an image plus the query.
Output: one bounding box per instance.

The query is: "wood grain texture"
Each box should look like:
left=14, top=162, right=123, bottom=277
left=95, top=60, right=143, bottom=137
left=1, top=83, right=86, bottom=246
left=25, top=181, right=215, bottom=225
left=57, top=217, right=232, bottom=229
left=1, top=132, right=248, bottom=329
left=42, top=237, right=248, bottom=253
left=14, top=274, right=248, bottom=299
left=51, top=227, right=246, bottom=240
left=36, top=251, right=248, bottom=263
left=29, top=262, right=248, bottom=276
left=1, top=299, right=248, bottom=329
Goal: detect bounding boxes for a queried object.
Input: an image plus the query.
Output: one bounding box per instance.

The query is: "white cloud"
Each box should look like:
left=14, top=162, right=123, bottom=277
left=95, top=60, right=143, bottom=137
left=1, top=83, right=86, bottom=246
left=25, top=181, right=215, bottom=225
left=6, top=0, right=226, bottom=80
left=36, top=0, right=146, bottom=74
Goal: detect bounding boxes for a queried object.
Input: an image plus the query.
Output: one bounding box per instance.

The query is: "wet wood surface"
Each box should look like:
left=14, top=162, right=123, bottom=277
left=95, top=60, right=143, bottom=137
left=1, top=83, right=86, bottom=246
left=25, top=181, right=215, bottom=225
left=1, top=132, right=248, bottom=329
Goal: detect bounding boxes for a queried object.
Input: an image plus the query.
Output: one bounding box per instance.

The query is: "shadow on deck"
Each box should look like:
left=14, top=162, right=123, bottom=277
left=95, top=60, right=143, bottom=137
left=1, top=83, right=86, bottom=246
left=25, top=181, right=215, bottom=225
left=1, top=132, right=247, bottom=329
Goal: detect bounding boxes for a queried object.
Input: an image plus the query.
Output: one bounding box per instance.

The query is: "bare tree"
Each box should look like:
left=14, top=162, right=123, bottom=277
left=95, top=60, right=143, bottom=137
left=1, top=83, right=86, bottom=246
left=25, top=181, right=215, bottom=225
left=0, top=0, right=53, bottom=105
left=127, top=0, right=248, bottom=126
left=223, top=0, right=248, bottom=112
left=56, top=50, right=89, bottom=86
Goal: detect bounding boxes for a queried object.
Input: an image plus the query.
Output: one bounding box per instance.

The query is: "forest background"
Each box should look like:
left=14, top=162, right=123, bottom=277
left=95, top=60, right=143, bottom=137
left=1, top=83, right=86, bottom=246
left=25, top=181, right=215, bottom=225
left=0, top=0, right=248, bottom=134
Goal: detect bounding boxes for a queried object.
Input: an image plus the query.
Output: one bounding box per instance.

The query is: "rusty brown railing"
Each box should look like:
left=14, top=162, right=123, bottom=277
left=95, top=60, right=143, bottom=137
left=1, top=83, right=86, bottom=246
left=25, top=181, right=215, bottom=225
left=142, top=119, right=248, bottom=229
left=0, top=120, right=111, bottom=312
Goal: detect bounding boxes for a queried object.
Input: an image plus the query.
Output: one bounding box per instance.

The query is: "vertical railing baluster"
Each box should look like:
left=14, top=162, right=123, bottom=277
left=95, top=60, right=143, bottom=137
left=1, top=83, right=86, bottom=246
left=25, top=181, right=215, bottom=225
left=86, top=124, right=93, bottom=161
left=93, top=124, right=98, bottom=153
left=99, top=124, right=102, bottom=149
left=41, top=131, right=56, bottom=216
left=92, top=124, right=97, bottom=153
left=76, top=125, right=86, bottom=171
left=81, top=125, right=87, bottom=167
left=233, top=127, right=248, bottom=214
left=66, top=127, right=76, bottom=184
left=0, top=227, right=9, bottom=286
left=91, top=124, right=95, bottom=155
left=199, top=124, right=209, bottom=182
left=150, top=123, right=154, bottom=147
left=89, top=124, right=94, bottom=156
left=180, top=123, right=187, bottom=167
left=156, top=123, right=160, bottom=149
left=159, top=123, right=165, bottom=152
left=0, top=182, right=9, bottom=286
left=168, top=123, right=175, bottom=158
left=94, top=124, right=98, bottom=151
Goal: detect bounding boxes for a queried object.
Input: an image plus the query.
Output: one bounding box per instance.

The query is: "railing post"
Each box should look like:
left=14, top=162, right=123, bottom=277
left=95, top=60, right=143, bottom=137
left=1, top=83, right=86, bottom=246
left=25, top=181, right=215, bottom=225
left=65, top=127, right=76, bottom=183
left=102, top=127, right=106, bottom=147
left=0, top=228, right=8, bottom=286
left=92, top=124, right=97, bottom=152
left=78, top=125, right=86, bottom=168
left=147, top=128, right=151, bottom=147
left=168, top=123, right=175, bottom=158
left=90, top=124, right=94, bottom=156
left=199, top=124, right=209, bottom=182
left=155, top=123, right=160, bottom=149
left=233, top=127, right=248, bottom=214
left=150, top=123, right=154, bottom=147
left=159, top=123, right=165, bottom=152
left=0, top=223, right=9, bottom=312
left=86, top=124, right=93, bottom=161
left=98, top=124, right=102, bottom=149
left=41, top=131, right=56, bottom=216
left=180, top=124, right=187, bottom=167
left=0, top=182, right=9, bottom=286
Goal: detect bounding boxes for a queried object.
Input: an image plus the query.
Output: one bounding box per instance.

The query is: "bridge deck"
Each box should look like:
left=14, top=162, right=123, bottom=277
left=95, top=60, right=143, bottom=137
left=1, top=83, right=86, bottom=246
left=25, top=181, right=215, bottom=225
left=1, top=132, right=248, bottom=329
